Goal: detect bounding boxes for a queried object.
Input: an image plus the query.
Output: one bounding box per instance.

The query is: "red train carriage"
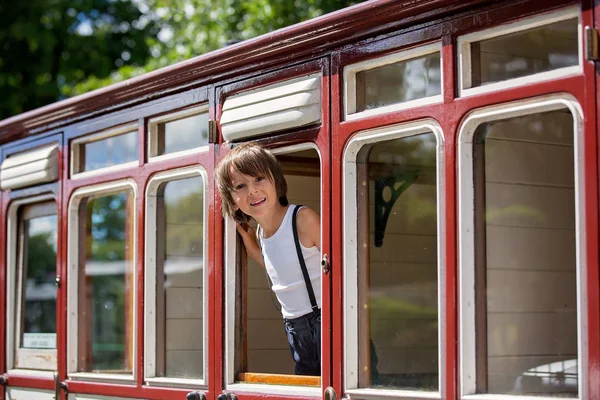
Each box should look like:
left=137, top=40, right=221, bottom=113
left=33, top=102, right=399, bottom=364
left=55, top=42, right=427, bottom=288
left=0, top=0, right=598, bottom=399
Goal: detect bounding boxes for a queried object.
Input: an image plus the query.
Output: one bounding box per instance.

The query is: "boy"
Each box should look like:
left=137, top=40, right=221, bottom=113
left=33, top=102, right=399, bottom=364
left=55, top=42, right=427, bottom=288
left=215, top=143, right=321, bottom=376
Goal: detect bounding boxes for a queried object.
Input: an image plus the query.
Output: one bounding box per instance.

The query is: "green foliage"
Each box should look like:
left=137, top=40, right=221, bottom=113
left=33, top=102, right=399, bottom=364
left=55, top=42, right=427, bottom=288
left=0, top=0, right=363, bottom=117
left=0, top=0, right=160, bottom=119
left=26, top=232, right=57, bottom=284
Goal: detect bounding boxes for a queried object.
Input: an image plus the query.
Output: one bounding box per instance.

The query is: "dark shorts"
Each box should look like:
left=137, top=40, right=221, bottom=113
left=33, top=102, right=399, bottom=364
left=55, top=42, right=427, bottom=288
left=283, top=310, right=321, bottom=376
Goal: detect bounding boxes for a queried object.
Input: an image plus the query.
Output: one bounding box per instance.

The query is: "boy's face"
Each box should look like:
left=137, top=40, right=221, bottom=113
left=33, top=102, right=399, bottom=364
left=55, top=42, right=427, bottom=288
left=229, top=167, right=279, bottom=220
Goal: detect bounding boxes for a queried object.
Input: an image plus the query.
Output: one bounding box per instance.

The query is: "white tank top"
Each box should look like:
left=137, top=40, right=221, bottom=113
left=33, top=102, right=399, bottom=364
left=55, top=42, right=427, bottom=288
left=260, top=205, right=321, bottom=319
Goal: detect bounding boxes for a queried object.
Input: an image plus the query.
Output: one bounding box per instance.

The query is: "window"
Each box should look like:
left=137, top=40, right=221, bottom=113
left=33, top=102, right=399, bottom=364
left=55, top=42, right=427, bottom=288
left=68, top=182, right=137, bottom=380
left=459, top=97, right=583, bottom=397
left=71, top=124, right=138, bottom=176
left=148, top=106, right=209, bottom=159
left=458, top=7, right=580, bottom=95
left=145, top=169, right=207, bottom=383
left=7, top=200, right=58, bottom=371
left=344, top=121, right=444, bottom=396
left=224, top=145, right=322, bottom=394
left=344, top=43, right=442, bottom=119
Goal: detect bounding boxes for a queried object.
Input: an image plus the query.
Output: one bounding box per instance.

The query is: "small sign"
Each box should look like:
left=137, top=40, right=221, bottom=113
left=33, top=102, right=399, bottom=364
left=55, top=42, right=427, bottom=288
left=22, top=333, right=56, bottom=349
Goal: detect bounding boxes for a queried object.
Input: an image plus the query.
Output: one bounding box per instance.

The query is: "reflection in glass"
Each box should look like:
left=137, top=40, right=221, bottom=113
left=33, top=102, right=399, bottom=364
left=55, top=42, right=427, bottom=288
left=21, top=212, right=57, bottom=349
left=78, top=192, right=135, bottom=373
left=157, top=113, right=209, bottom=155
left=469, top=18, right=578, bottom=87
left=474, top=110, right=577, bottom=396
left=83, top=130, right=138, bottom=172
left=155, top=176, right=204, bottom=379
left=355, top=52, right=441, bottom=113
left=357, top=133, right=438, bottom=390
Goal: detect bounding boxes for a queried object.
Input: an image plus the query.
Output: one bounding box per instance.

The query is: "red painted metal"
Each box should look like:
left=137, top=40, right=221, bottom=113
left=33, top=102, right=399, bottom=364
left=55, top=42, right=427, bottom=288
left=0, top=190, right=6, bottom=400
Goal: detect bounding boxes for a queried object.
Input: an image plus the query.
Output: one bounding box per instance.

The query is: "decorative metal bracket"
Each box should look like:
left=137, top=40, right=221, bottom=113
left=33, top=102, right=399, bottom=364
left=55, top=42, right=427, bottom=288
left=374, top=172, right=417, bottom=247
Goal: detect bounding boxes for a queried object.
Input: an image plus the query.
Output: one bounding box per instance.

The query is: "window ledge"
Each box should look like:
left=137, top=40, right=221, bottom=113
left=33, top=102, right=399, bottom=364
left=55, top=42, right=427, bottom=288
left=226, top=382, right=321, bottom=397
left=345, top=388, right=440, bottom=400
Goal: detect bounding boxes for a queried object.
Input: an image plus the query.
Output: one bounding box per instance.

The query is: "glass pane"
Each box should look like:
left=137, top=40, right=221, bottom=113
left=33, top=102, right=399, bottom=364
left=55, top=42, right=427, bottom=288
left=469, top=18, right=578, bottom=87
left=78, top=192, right=135, bottom=373
left=474, top=110, right=577, bottom=396
left=82, top=130, right=138, bottom=172
left=21, top=212, right=57, bottom=350
left=155, top=176, right=205, bottom=379
left=157, top=112, right=209, bottom=155
left=356, top=133, right=438, bottom=390
left=355, top=52, right=441, bottom=113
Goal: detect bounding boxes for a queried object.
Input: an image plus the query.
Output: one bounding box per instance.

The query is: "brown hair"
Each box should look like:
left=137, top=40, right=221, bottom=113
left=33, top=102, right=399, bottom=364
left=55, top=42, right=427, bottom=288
left=215, top=143, right=288, bottom=224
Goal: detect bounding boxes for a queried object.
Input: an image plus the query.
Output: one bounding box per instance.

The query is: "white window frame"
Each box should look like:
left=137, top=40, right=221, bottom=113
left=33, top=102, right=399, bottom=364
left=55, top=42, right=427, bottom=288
left=457, top=94, right=586, bottom=400
left=144, top=167, right=208, bottom=387
left=458, top=6, right=582, bottom=97
left=70, top=123, right=139, bottom=178
left=147, top=105, right=210, bottom=162
left=344, top=42, right=443, bottom=121
left=224, top=142, right=322, bottom=397
left=67, top=180, right=138, bottom=384
left=6, top=195, right=57, bottom=377
left=342, top=119, right=446, bottom=399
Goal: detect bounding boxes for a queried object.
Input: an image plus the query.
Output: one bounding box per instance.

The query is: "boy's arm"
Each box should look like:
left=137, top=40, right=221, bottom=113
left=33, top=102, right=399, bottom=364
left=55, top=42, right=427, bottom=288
left=236, top=223, right=265, bottom=267
left=296, top=207, right=321, bottom=251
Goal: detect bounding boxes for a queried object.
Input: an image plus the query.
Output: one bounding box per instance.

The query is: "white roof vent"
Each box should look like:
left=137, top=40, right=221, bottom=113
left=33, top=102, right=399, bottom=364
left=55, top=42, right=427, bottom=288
left=221, top=74, right=322, bottom=141
left=0, top=144, right=59, bottom=190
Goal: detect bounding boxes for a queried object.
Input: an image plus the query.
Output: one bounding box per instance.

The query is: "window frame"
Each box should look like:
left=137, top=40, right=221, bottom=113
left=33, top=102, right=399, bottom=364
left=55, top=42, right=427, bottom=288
left=343, top=42, right=443, bottom=121
left=147, top=104, right=210, bottom=162
left=457, top=6, right=582, bottom=98
left=342, top=119, right=446, bottom=399
left=6, top=195, right=57, bottom=375
left=457, top=94, right=586, bottom=400
left=70, top=123, right=139, bottom=179
left=66, top=179, right=138, bottom=383
left=144, top=166, right=209, bottom=387
left=223, top=142, right=323, bottom=397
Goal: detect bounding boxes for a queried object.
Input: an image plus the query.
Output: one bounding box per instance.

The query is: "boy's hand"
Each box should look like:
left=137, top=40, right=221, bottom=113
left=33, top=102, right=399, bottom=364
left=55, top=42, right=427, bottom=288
left=236, top=223, right=264, bottom=267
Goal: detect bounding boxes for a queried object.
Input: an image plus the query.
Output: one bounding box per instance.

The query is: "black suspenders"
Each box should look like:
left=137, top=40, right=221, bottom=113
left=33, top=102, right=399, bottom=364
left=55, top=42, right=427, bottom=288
left=291, top=205, right=320, bottom=316
left=257, top=205, right=320, bottom=316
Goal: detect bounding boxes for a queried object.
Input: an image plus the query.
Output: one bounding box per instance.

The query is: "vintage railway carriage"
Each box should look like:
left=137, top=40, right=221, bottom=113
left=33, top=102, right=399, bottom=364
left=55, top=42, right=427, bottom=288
left=0, top=0, right=599, bottom=399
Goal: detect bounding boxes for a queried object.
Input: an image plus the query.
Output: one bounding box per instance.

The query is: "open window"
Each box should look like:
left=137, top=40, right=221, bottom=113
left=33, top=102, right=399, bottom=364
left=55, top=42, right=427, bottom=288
left=343, top=120, right=445, bottom=398
left=225, top=144, right=322, bottom=393
left=145, top=168, right=208, bottom=385
left=67, top=181, right=137, bottom=381
left=6, top=200, right=58, bottom=371
left=459, top=96, right=584, bottom=398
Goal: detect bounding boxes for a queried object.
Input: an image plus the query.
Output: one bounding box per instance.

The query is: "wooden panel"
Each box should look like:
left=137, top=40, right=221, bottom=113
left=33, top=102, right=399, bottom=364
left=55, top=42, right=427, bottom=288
left=247, top=350, right=295, bottom=374
left=487, top=312, right=577, bottom=356
left=166, top=319, right=203, bottom=350
left=247, top=319, right=289, bottom=349
left=484, top=112, right=573, bottom=144
left=238, top=372, right=320, bottom=386
left=485, top=183, right=575, bottom=229
left=487, top=226, right=575, bottom=270
left=485, top=139, right=573, bottom=186
left=487, top=269, right=576, bottom=312
left=166, top=349, right=204, bottom=377
left=166, top=287, right=203, bottom=319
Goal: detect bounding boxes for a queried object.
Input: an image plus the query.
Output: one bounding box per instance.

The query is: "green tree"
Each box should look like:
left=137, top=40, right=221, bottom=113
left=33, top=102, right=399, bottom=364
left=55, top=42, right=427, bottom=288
left=0, top=0, right=159, bottom=119
left=66, top=0, right=364, bottom=96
